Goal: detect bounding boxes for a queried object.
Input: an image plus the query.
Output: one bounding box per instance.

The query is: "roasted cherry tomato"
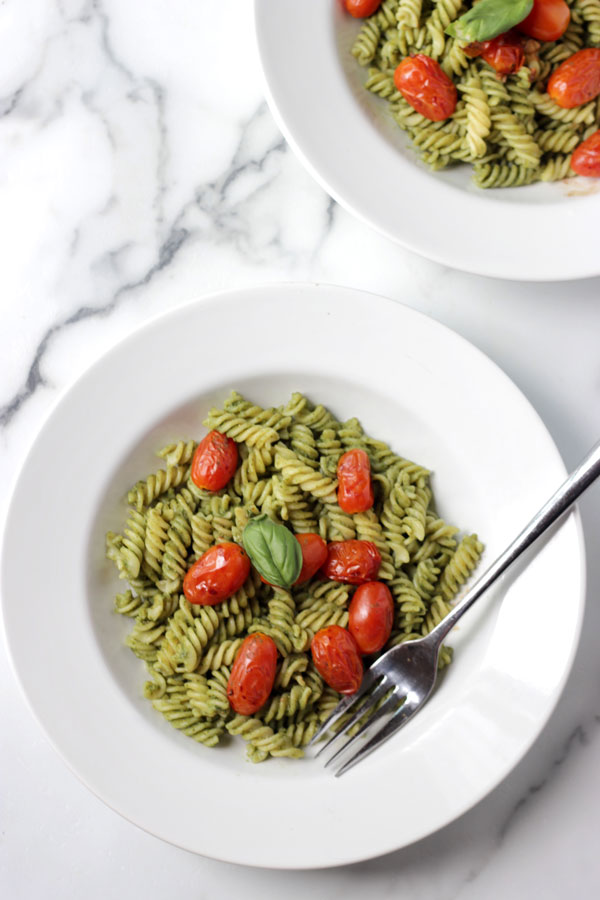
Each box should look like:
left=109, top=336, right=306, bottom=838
left=571, top=130, right=600, bottom=176
left=345, top=0, right=382, bottom=17
left=191, top=430, right=238, bottom=491
left=227, top=633, right=278, bottom=715
left=518, top=0, right=570, bottom=42
left=548, top=48, right=600, bottom=108
left=393, top=54, right=457, bottom=122
left=183, top=542, right=250, bottom=605
left=337, top=448, right=374, bottom=514
left=322, top=540, right=381, bottom=584
left=295, top=533, right=328, bottom=584
left=465, top=31, right=525, bottom=76
left=348, top=582, right=394, bottom=655
left=311, top=626, right=363, bottom=695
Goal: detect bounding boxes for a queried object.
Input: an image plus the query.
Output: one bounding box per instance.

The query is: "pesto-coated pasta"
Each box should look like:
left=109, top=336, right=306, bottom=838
left=107, top=391, right=484, bottom=762
left=350, top=0, right=599, bottom=187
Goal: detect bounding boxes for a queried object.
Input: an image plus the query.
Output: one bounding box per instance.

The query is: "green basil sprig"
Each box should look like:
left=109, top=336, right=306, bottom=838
left=242, top=515, right=302, bottom=588
left=446, top=0, right=533, bottom=42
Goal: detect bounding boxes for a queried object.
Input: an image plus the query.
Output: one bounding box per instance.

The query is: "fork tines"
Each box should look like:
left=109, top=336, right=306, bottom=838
left=309, top=665, right=407, bottom=776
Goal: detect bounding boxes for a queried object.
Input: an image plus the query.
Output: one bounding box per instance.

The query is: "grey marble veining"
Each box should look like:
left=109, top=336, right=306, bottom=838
left=1, top=1, right=600, bottom=897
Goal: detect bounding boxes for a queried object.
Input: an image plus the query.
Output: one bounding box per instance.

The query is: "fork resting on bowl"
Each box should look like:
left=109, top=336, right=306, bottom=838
left=311, top=438, right=600, bottom=776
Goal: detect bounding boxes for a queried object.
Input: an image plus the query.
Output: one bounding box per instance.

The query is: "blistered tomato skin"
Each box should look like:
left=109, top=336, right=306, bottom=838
left=191, top=430, right=238, bottom=491
left=311, top=626, right=363, bottom=695
left=227, top=633, right=278, bottom=715
left=547, top=48, right=600, bottom=108
left=571, top=130, right=600, bottom=176
left=348, top=582, right=394, bottom=655
left=518, top=0, right=570, bottom=42
left=465, top=32, right=525, bottom=76
left=295, top=533, right=328, bottom=584
left=183, top=542, right=251, bottom=605
left=345, top=0, right=382, bottom=17
left=322, top=540, right=381, bottom=584
left=337, top=448, right=374, bottom=514
left=393, top=55, right=457, bottom=121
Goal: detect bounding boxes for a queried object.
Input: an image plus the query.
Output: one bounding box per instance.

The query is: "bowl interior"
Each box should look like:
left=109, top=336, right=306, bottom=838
left=86, top=370, right=503, bottom=777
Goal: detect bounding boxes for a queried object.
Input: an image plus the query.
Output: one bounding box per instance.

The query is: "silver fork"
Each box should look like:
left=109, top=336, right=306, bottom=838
left=311, top=438, right=600, bottom=776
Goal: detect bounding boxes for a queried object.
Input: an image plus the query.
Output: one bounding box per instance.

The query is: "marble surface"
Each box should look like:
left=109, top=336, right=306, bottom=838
left=1, top=0, right=600, bottom=896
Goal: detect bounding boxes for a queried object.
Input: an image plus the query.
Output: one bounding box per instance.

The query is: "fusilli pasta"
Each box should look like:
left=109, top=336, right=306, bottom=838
left=350, top=0, right=599, bottom=187
left=106, top=391, right=483, bottom=762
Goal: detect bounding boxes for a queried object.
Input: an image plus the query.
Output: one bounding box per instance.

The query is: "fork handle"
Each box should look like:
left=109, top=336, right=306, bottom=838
left=428, top=437, right=600, bottom=643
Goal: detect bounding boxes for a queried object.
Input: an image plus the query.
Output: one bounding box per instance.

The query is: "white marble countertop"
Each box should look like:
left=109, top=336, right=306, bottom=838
left=1, top=1, right=600, bottom=896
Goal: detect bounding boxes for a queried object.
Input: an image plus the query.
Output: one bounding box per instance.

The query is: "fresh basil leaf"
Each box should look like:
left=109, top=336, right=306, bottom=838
left=243, top=515, right=302, bottom=588
left=446, top=0, right=533, bottom=42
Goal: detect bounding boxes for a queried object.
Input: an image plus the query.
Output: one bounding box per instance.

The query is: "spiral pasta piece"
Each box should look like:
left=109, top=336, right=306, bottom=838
left=127, top=465, right=189, bottom=511
left=217, top=601, right=260, bottom=640
left=422, top=595, right=453, bottom=634
left=233, top=444, right=274, bottom=493
left=125, top=615, right=166, bottom=663
left=206, top=666, right=231, bottom=718
left=320, top=501, right=356, bottom=541
left=153, top=689, right=225, bottom=747
left=535, top=126, right=582, bottom=154
left=262, top=684, right=317, bottom=724
left=413, top=558, right=441, bottom=600
left=240, top=477, right=274, bottom=511
left=226, top=715, right=304, bottom=760
left=539, top=153, right=575, bottom=181
left=146, top=590, right=180, bottom=623
left=196, top=637, right=242, bottom=674
left=365, top=68, right=399, bottom=99
left=400, top=485, right=431, bottom=543
left=474, top=162, right=537, bottom=188
left=576, top=0, right=600, bottom=43
left=442, top=37, right=470, bottom=76
left=272, top=653, right=308, bottom=689
left=397, top=0, right=423, bottom=28
left=184, top=672, right=213, bottom=717
left=189, top=511, right=213, bottom=559
left=352, top=20, right=382, bottom=66
left=293, top=397, right=339, bottom=432
left=157, top=440, right=197, bottom=467
left=491, top=105, right=542, bottom=168
left=290, top=422, right=320, bottom=469
left=116, top=509, right=146, bottom=580
left=388, top=573, right=427, bottom=634
left=438, top=534, right=484, bottom=601
left=160, top=513, right=192, bottom=590
left=380, top=482, right=412, bottom=566
left=274, top=477, right=320, bottom=533
left=203, top=409, right=278, bottom=447
left=223, top=391, right=291, bottom=432
left=531, top=91, right=596, bottom=125
left=426, top=0, right=463, bottom=58
left=250, top=588, right=311, bottom=656
left=283, top=713, right=322, bottom=748
left=144, top=507, right=169, bottom=575
left=460, top=72, right=491, bottom=159
left=274, top=444, right=338, bottom=503
left=155, top=600, right=221, bottom=675
left=295, top=599, right=349, bottom=633
left=114, top=589, right=144, bottom=617
left=317, top=427, right=343, bottom=474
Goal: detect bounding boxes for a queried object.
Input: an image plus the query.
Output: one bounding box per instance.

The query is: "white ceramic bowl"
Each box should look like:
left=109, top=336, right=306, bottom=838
left=1, top=284, right=585, bottom=867
left=254, top=1, right=600, bottom=280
